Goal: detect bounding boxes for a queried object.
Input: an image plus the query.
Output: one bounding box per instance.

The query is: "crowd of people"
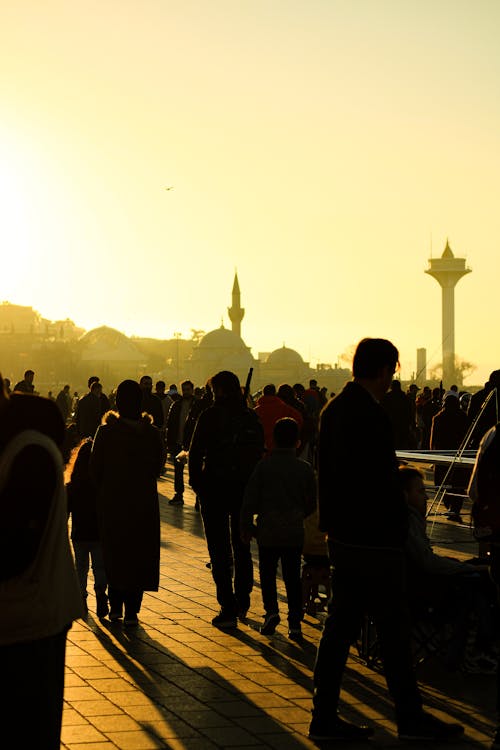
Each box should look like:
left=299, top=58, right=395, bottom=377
left=1, top=352, right=500, bottom=747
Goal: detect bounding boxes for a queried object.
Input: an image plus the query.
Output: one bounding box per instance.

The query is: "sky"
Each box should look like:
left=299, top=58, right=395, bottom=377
left=1, top=0, right=499, bottom=385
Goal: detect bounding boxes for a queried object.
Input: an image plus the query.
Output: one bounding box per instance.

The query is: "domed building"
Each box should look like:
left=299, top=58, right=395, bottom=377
left=263, top=345, right=310, bottom=386
left=78, top=326, right=146, bottom=384
left=190, top=324, right=256, bottom=386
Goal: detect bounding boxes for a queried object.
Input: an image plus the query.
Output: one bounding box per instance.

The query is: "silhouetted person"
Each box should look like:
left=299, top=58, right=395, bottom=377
left=254, top=384, right=302, bottom=452
left=56, top=384, right=72, bottom=423
left=66, top=439, right=108, bottom=619
left=3, top=378, right=11, bottom=395
left=75, top=380, right=106, bottom=439
left=0, top=383, right=83, bottom=749
left=420, top=387, right=442, bottom=449
left=14, top=368, right=35, bottom=394
left=90, top=379, right=163, bottom=626
left=468, top=370, right=500, bottom=448
left=240, top=418, right=316, bottom=640
left=309, top=338, right=463, bottom=743
left=189, top=370, right=264, bottom=628
left=139, top=375, right=164, bottom=428
left=431, top=394, right=470, bottom=519
left=381, top=379, right=413, bottom=449
left=166, top=380, right=195, bottom=505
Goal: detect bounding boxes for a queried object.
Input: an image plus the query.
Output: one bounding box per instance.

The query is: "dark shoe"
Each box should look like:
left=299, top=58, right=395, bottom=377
left=212, top=610, right=238, bottom=629
left=96, top=593, right=109, bottom=619
left=288, top=627, right=303, bottom=642
left=109, top=608, right=122, bottom=622
left=309, top=715, right=374, bottom=741
left=260, top=613, right=280, bottom=635
left=237, top=608, right=248, bottom=621
left=398, top=712, right=464, bottom=741
left=168, top=494, right=184, bottom=506
left=124, top=615, right=139, bottom=627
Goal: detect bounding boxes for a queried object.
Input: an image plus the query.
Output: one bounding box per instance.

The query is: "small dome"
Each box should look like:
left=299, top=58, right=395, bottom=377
left=266, top=346, right=304, bottom=366
left=198, top=325, right=247, bottom=351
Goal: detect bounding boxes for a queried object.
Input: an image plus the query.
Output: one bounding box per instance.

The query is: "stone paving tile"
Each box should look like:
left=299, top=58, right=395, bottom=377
left=102, top=732, right=166, bottom=750
left=61, top=723, right=108, bottom=744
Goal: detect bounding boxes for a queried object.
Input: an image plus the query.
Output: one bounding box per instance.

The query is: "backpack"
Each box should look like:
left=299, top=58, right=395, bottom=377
left=210, top=408, right=264, bottom=488
left=472, top=424, right=500, bottom=541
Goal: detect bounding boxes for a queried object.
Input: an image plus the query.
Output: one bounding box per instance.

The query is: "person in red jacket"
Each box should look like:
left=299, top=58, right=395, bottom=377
left=254, top=384, right=303, bottom=452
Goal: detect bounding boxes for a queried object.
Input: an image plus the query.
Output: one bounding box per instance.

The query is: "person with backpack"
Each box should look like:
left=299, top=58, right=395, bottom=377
left=188, top=370, right=264, bottom=629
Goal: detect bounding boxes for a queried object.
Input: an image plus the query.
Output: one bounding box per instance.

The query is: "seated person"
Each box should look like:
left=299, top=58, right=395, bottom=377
left=399, top=466, right=496, bottom=671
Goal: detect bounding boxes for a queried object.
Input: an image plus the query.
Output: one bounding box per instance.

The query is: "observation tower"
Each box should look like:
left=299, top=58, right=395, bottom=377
left=425, top=240, right=471, bottom=386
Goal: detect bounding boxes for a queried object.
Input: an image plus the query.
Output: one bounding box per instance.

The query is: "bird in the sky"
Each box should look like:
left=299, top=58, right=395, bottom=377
left=164, top=186, right=174, bottom=191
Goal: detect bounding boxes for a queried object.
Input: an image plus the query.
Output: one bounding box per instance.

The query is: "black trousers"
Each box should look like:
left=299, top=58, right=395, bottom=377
left=312, top=542, right=422, bottom=724
left=1, top=627, right=68, bottom=749
left=258, top=544, right=303, bottom=626
left=201, top=495, right=253, bottom=615
left=108, top=586, right=143, bottom=617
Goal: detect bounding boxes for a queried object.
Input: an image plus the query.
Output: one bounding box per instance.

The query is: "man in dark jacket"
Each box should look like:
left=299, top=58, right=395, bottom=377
left=139, top=375, right=164, bottom=429
left=309, top=338, right=463, bottom=743
left=189, top=371, right=264, bottom=628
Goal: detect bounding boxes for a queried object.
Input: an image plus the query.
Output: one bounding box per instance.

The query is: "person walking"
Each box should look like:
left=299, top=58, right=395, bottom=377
left=309, top=338, right=464, bottom=742
left=90, top=380, right=163, bottom=626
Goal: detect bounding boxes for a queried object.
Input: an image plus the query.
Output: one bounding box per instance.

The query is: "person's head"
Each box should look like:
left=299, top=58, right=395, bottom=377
left=489, top=370, right=500, bottom=389
left=263, top=384, right=276, bottom=397
left=90, top=381, right=103, bottom=398
left=399, top=466, right=427, bottom=517
left=432, top=387, right=441, bottom=400
left=194, top=386, right=203, bottom=399
left=443, top=394, right=460, bottom=410
left=293, top=383, right=305, bottom=399
left=181, top=379, right=194, bottom=398
left=391, top=379, right=402, bottom=392
left=273, top=417, right=300, bottom=451
left=24, top=369, right=34, bottom=384
left=139, top=375, right=153, bottom=393
left=210, top=371, right=242, bottom=404
left=277, top=383, right=295, bottom=405
left=155, top=380, right=166, bottom=395
left=450, top=384, right=458, bottom=393
left=88, top=375, right=99, bottom=389
left=309, top=379, right=318, bottom=389
left=116, top=379, right=142, bottom=420
left=408, top=384, right=420, bottom=395
left=423, top=386, right=431, bottom=397
left=63, top=384, right=70, bottom=393
left=352, top=338, right=399, bottom=398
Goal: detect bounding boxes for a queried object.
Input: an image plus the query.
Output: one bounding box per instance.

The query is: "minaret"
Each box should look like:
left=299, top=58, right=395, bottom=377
left=228, top=272, right=244, bottom=338
left=425, top=240, right=471, bottom=386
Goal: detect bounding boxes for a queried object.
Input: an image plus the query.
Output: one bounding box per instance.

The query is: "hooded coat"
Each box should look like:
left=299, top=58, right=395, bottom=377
left=90, top=412, right=163, bottom=591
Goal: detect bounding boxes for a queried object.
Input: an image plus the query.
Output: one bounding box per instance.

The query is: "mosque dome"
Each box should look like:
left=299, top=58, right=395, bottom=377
left=198, top=325, right=248, bottom=351
left=266, top=346, right=304, bottom=366
left=79, top=326, right=130, bottom=347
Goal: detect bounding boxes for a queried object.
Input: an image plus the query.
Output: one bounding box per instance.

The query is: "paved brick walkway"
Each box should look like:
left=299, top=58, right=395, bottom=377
left=62, top=468, right=496, bottom=749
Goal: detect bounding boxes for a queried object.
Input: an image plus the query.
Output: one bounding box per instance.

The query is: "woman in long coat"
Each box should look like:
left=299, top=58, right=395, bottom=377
left=90, top=379, right=163, bottom=625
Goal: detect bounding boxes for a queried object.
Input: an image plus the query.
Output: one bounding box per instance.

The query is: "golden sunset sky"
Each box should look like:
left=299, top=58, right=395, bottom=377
left=1, top=1, right=499, bottom=384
